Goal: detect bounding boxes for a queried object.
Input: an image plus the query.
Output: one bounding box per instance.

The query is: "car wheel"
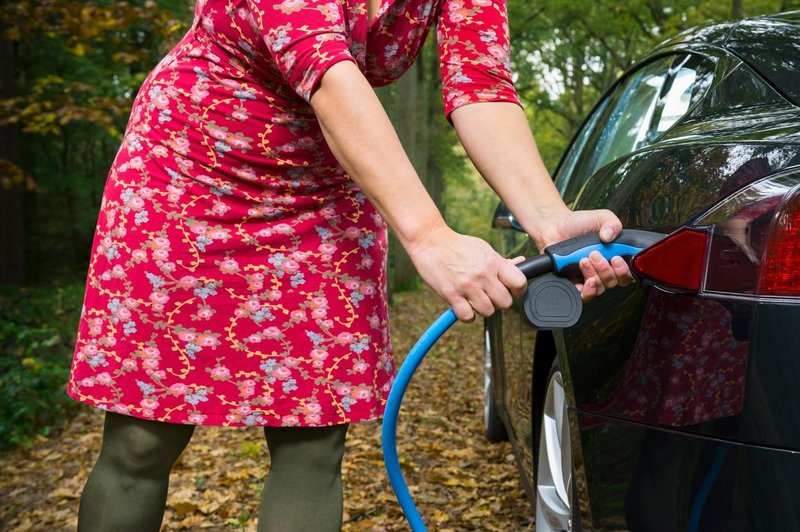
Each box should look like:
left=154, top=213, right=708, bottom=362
left=535, top=360, right=582, bottom=531
left=484, top=323, right=508, bottom=442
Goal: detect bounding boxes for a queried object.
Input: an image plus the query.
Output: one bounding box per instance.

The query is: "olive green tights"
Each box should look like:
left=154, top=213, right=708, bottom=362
left=78, top=412, right=348, bottom=531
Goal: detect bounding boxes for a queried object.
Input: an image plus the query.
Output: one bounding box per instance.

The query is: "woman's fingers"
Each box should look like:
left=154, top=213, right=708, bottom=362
left=611, top=256, right=633, bottom=287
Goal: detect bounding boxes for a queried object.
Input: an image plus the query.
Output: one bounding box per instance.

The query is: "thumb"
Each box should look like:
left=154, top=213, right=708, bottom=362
left=598, top=211, right=622, bottom=243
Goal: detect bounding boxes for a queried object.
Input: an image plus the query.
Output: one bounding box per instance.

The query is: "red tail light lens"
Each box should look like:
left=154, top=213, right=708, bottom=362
left=631, top=228, right=709, bottom=293
left=758, top=189, right=800, bottom=295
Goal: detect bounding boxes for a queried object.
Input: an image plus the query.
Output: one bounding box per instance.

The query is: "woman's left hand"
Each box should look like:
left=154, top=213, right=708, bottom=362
left=533, top=208, right=634, bottom=302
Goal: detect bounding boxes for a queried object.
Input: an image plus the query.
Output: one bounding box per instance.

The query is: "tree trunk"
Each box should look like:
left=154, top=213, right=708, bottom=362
left=388, top=59, right=421, bottom=291
left=0, top=28, right=25, bottom=285
left=732, top=0, right=744, bottom=19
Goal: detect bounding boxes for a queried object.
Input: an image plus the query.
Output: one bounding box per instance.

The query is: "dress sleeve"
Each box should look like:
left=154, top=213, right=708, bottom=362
left=247, top=0, right=358, bottom=102
left=436, top=0, right=523, bottom=123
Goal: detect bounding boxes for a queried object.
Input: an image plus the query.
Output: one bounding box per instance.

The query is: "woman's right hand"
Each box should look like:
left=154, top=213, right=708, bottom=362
left=408, top=225, right=528, bottom=322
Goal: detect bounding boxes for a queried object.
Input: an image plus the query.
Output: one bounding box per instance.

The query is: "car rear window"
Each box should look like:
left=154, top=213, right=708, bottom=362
left=725, top=16, right=800, bottom=106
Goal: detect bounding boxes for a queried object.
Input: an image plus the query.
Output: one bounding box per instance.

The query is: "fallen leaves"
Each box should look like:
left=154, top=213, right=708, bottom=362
left=0, top=288, right=533, bottom=531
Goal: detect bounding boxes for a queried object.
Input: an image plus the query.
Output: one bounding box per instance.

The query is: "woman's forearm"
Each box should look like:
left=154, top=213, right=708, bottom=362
left=309, top=61, right=446, bottom=252
left=450, top=101, right=570, bottom=246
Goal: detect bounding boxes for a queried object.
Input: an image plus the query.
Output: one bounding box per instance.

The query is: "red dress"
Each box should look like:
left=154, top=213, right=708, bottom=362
left=67, top=0, right=521, bottom=427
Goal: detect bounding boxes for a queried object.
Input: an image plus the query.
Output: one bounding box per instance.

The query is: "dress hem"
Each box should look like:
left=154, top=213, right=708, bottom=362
left=66, top=388, right=386, bottom=427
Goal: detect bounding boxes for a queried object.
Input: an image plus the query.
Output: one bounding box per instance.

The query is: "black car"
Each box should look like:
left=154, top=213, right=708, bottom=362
left=484, top=12, right=800, bottom=531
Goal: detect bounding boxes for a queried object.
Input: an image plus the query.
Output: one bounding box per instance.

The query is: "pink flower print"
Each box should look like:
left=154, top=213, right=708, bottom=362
left=143, top=346, right=161, bottom=359
left=210, top=365, right=231, bottom=380
left=292, top=251, right=309, bottom=261
left=320, top=206, right=336, bottom=219
left=274, top=223, right=293, bottom=234
left=290, top=310, right=306, bottom=321
left=188, top=413, right=206, bottom=424
left=116, top=306, right=132, bottom=321
left=219, top=258, right=240, bottom=274
left=245, top=299, right=261, bottom=312
left=272, top=366, right=292, bottom=380
left=176, top=330, right=197, bottom=343
left=191, top=83, right=209, bottom=102
left=353, top=361, right=368, bottom=373
left=121, top=358, right=138, bottom=371
left=317, top=2, right=341, bottom=23
left=275, top=0, right=306, bottom=14
left=352, top=387, right=373, bottom=400
left=312, top=307, right=328, bottom=319
left=110, top=265, right=126, bottom=279
left=197, top=307, right=214, bottom=320
left=345, top=279, right=359, bottom=290
left=123, top=297, right=138, bottom=309
left=170, top=383, right=189, bottom=395
left=269, top=289, right=282, bottom=300
left=207, top=227, right=231, bottom=241
left=151, top=236, right=171, bottom=250
left=451, top=94, right=472, bottom=107
left=140, top=398, right=160, bottom=410
left=318, top=243, right=337, bottom=255
left=132, top=249, right=147, bottom=262
left=311, top=296, right=328, bottom=308
left=142, top=409, right=156, bottom=418
left=263, top=326, right=282, bottom=339
left=234, top=308, right=248, bottom=318
left=336, top=332, right=353, bottom=345
left=345, top=227, right=361, bottom=239
left=112, top=403, right=130, bottom=414
left=281, top=260, right=300, bottom=273
left=236, top=404, right=252, bottom=416
left=281, top=415, right=301, bottom=426
left=302, top=402, right=322, bottom=415
left=95, top=372, right=113, bottom=385
left=80, top=377, right=95, bottom=387
left=284, top=356, right=300, bottom=368
left=128, top=156, right=145, bottom=170
left=473, top=0, right=491, bottom=6
left=171, top=136, right=190, bottom=155
left=211, top=201, right=231, bottom=216
left=335, top=385, right=352, bottom=396
left=178, top=275, right=198, bottom=289
left=240, top=379, right=256, bottom=397
left=247, top=333, right=262, bottom=343
left=232, top=109, right=250, bottom=122
left=142, top=359, right=159, bottom=370
left=310, top=349, right=329, bottom=361
left=304, top=413, right=322, bottom=425
left=297, top=136, right=316, bottom=149
left=149, top=292, right=169, bottom=305
left=127, top=195, right=145, bottom=211
left=152, top=249, right=169, bottom=261
left=360, top=283, right=376, bottom=296
left=151, top=145, right=168, bottom=158
left=234, top=165, right=256, bottom=180
left=196, top=333, right=218, bottom=348
left=487, top=44, right=506, bottom=59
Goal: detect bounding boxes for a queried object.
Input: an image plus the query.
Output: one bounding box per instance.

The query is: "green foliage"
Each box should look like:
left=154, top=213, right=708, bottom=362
left=0, top=283, right=84, bottom=450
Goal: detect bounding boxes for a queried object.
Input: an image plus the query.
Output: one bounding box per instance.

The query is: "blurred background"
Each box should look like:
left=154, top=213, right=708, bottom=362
left=0, top=0, right=796, bottom=449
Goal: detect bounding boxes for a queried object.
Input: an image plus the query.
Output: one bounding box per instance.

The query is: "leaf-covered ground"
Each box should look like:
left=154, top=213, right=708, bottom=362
left=0, top=288, right=534, bottom=531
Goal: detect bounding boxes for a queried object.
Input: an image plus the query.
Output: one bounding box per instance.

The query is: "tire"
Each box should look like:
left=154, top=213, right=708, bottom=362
left=535, top=359, right=583, bottom=531
left=484, top=324, right=508, bottom=442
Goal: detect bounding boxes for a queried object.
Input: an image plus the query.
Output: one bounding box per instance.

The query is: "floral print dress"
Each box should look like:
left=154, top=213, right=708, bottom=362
left=67, top=0, right=521, bottom=427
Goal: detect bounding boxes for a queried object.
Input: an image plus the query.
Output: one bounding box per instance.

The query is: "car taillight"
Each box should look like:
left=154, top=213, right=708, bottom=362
left=631, top=228, right=709, bottom=293
left=633, top=169, right=800, bottom=300
left=758, top=187, right=800, bottom=295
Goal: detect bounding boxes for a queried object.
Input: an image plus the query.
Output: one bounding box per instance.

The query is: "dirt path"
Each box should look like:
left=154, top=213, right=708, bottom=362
left=0, top=288, right=534, bottom=531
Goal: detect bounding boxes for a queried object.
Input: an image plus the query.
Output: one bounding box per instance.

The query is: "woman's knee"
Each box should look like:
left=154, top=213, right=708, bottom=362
left=98, top=412, right=194, bottom=478
left=264, top=424, right=348, bottom=475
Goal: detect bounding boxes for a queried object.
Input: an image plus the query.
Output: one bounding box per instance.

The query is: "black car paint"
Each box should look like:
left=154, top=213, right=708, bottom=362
left=486, top=13, right=800, bottom=530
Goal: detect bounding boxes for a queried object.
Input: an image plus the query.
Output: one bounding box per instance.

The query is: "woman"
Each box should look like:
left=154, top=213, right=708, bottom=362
left=68, top=0, right=631, bottom=529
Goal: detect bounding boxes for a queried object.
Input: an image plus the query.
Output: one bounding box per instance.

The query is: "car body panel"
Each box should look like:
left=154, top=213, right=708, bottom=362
left=485, top=12, right=800, bottom=525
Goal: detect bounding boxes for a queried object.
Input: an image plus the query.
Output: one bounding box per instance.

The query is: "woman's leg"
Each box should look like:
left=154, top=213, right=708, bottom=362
left=78, top=411, right=195, bottom=532
left=259, top=424, right=349, bottom=532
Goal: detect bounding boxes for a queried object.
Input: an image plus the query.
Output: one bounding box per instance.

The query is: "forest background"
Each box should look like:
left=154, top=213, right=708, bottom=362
left=0, top=0, right=796, bottom=447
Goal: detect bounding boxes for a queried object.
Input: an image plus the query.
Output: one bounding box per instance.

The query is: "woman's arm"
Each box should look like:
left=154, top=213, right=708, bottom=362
left=309, top=61, right=527, bottom=322
left=450, top=101, right=633, bottom=299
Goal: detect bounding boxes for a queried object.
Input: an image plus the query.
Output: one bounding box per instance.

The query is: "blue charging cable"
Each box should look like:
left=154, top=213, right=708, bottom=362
left=380, top=230, right=664, bottom=531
